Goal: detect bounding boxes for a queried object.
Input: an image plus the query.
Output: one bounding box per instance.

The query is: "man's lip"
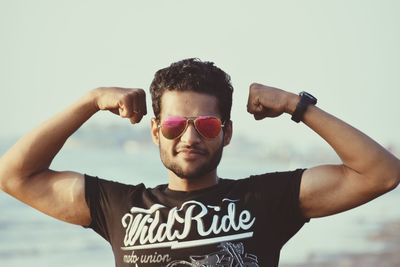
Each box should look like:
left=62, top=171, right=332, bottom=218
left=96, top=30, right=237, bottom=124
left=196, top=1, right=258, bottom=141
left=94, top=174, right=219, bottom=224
left=177, top=148, right=206, bottom=155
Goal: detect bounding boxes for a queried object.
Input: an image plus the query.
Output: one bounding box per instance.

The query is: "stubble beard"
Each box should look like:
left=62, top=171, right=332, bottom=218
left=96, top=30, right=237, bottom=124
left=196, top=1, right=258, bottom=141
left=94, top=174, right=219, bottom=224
left=159, top=143, right=224, bottom=180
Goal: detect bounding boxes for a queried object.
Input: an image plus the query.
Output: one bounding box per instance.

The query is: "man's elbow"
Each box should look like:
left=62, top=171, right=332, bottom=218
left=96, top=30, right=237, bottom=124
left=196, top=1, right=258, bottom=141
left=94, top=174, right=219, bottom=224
left=382, top=160, right=400, bottom=192
left=0, top=160, right=20, bottom=194
left=0, top=161, right=6, bottom=192
left=386, top=175, right=399, bottom=192
left=0, top=177, right=4, bottom=192
left=0, top=156, right=28, bottom=193
left=0, top=170, right=12, bottom=193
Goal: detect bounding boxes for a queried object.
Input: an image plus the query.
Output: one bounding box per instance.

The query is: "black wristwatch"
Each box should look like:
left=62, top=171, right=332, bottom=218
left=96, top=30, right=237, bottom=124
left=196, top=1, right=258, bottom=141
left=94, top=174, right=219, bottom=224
left=291, top=91, right=317, bottom=123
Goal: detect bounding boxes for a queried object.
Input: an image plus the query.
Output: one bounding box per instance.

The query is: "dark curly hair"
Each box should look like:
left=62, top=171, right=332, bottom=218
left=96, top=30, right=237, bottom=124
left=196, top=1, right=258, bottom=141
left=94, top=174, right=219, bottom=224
left=150, top=58, right=233, bottom=122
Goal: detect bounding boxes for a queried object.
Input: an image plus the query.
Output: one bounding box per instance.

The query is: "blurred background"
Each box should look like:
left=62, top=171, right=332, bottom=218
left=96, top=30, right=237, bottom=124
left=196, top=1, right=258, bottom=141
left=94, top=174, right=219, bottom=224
left=0, top=0, right=399, bottom=266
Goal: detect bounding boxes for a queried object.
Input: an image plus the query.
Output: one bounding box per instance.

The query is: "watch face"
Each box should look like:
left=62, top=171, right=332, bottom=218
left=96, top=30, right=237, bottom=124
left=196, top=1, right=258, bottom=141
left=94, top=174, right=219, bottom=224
left=300, top=91, right=317, bottom=104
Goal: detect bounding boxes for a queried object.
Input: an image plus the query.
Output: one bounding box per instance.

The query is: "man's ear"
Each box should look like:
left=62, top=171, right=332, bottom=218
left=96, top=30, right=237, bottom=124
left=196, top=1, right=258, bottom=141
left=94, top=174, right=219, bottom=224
left=223, top=120, right=233, bottom=146
left=151, top=118, right=160, bottom=146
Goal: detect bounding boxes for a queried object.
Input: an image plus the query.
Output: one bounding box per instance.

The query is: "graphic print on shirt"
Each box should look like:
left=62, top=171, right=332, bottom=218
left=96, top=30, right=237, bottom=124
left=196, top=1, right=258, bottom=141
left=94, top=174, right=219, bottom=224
left=166, top=241, right=259, bottom=267
left=120, top=198, right=257, bottom=266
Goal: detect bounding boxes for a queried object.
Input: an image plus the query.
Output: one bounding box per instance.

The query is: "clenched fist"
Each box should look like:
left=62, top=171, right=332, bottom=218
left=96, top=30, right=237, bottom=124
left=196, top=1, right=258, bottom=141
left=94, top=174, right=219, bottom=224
left=91, top=87, right=147, bottom=124
left=247, top=83, right=299, bottom=120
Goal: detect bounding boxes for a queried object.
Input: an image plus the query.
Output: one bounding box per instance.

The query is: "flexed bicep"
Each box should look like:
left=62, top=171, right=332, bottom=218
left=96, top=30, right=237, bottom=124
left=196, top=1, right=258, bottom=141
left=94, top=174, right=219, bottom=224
left=299, top=164, right=391, bottom=219
left=11, top=170, right=91, bottom=226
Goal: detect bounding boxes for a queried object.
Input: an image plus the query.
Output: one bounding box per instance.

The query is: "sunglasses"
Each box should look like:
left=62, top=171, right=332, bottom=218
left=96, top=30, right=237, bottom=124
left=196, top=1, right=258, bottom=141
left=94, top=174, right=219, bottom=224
left=158, top=116, right=225, bottom=140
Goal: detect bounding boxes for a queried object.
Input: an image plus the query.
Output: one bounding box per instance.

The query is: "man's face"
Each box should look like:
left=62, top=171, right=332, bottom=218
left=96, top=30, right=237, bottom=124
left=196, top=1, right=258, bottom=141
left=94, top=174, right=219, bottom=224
left=151, top=90, right=232, bottom=180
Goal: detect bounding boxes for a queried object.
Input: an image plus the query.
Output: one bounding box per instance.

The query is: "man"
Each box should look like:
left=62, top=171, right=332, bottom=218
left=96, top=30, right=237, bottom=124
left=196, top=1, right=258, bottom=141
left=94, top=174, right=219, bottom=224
left=0, top=58, right=399, bottom=267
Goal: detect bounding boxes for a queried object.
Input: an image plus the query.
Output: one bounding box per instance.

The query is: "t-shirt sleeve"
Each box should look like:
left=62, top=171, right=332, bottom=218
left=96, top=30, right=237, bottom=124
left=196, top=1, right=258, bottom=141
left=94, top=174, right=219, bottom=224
left=83, top=174, right=145, bottom=242
left=249, top=169, right=309, bottom=247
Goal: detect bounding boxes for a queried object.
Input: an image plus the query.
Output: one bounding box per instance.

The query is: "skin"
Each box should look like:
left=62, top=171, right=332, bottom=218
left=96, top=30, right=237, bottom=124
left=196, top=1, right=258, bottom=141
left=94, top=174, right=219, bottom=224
left=0, top=83, right=399, bottom=229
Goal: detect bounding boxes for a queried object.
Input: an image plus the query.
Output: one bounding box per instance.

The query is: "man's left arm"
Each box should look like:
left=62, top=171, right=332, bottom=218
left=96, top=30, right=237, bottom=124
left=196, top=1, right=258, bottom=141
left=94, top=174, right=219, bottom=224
left=247, top=83, right=400, bottom=219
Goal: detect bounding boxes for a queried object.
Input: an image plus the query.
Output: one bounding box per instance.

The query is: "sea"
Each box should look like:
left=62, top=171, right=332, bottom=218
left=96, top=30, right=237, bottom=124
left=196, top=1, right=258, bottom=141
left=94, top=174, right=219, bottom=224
left=1, top=140, right=399, bottom=267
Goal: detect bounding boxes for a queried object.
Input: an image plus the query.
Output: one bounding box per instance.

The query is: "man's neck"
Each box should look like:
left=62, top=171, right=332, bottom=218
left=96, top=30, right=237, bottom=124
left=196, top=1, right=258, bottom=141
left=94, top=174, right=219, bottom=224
left=167, top=171, right=219, bottom=192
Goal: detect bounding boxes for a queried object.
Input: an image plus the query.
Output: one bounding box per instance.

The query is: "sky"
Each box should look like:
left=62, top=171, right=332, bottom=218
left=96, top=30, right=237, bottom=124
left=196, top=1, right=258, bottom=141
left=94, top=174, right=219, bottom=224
left=1, top=0, right=399, bottom=149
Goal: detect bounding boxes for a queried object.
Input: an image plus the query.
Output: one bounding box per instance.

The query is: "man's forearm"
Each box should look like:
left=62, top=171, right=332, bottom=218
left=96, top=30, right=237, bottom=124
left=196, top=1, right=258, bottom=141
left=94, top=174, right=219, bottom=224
left=293, top=96, right=400, bottom=189
left=247, top=84, right=400, bottom=187
left=0, top=91, right=98, bottom=188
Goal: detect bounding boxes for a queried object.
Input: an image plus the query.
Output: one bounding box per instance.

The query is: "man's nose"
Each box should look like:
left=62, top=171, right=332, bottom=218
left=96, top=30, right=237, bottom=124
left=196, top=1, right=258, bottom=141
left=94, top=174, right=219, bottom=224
left=180, top=122, right=201, bottom=144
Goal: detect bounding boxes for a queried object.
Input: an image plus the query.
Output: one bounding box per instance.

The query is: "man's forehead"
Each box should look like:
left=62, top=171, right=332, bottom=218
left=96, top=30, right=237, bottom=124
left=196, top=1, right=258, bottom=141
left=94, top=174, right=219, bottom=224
left=159, top=90, right=220, bottom=116
left=160, top=90, right=218, bottom=103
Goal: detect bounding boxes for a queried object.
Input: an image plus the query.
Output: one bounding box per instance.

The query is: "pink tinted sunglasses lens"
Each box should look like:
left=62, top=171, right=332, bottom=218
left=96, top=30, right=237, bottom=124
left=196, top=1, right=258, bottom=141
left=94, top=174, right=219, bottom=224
left=195, top=117, right=222, bottom=138
left=161, top=117, right=187, bottom=139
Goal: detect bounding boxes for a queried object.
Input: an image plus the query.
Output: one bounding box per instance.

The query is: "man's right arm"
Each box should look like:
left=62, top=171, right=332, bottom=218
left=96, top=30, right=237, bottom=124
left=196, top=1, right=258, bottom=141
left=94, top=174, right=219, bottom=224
left=0, top=87, right=147, bottom=226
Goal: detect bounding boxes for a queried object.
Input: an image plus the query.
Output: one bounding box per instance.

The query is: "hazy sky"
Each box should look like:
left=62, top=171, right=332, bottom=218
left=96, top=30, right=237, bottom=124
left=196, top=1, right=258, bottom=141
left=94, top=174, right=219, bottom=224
left=1, top=0, right=399, bottom=148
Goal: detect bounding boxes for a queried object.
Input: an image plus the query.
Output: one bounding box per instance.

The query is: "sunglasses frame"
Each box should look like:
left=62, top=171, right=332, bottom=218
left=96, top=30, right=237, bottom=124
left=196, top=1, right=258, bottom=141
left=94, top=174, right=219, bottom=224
left=157, top=116, right=225, bottom=140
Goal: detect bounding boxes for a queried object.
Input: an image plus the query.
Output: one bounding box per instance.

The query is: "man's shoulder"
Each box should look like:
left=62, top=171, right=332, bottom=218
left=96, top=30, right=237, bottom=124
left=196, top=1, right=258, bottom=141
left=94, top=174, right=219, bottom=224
left=84, top=173, right=148, bottom=194
left=218, top=169, right=304, bottom=184
left=248, top=169, right=306, bottom=180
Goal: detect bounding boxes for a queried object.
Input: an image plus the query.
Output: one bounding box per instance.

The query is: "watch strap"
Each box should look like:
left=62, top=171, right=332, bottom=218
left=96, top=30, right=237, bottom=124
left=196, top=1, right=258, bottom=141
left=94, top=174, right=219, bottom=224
left=291, top=92, right=317, bottom=123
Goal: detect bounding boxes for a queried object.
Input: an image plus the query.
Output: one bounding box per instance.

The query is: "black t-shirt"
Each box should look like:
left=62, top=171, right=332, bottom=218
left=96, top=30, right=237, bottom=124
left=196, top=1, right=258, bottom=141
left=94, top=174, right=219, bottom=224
left=84, top=169, right=309, bottom=267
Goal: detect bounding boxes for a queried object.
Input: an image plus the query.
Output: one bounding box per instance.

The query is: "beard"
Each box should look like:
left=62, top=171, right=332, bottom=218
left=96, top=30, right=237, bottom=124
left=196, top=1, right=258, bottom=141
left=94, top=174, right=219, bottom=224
left=159, top=142, right=224, bottom=180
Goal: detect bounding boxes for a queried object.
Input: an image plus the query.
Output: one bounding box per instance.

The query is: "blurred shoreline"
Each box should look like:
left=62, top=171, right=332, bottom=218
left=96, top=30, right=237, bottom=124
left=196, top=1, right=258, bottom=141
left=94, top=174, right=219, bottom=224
left=282, top=218, right=400, bottom=267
